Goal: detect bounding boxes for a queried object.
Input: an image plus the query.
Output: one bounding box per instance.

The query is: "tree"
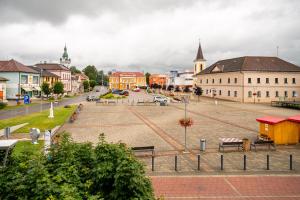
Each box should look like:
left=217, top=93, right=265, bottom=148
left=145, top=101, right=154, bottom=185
left=167, top=85, right=174, bottom=91
left=89, top=80, right=96, bottom=89
left=145, top=72, right=151, bottom=86
left=194, top=86, right=203, bottom=102
left=70, top=66, right=81, bottom=75
left=183, top=86, right=190, bottom=93
left=41, top=82, right=52, bottom=98
left=83, top=65, right=98, bottom=80
left=97, top=70, right=109, bottom=86
left=53, top=81, right=64, bottom=95
left=83, top=80, right=90, bottom=92
left=175, top=86, right=180, bottom=92
left=0, top=133, right=155, bottom=199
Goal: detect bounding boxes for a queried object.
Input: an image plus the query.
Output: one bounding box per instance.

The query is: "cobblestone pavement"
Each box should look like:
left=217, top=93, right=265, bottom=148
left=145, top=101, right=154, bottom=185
left=151, top=175, right=300, bottom=200
left=60, top=91, right=300, bottom=174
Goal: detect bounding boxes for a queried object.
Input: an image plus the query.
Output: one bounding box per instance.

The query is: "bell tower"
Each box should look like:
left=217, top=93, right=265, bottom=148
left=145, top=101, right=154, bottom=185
left=60, top=44, right=71, bottom=67
left=193, top=42, right=206, bottom=75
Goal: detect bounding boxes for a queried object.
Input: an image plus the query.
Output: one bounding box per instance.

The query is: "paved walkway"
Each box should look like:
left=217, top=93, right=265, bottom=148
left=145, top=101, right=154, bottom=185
left=151, top=175, right=300, bottom=199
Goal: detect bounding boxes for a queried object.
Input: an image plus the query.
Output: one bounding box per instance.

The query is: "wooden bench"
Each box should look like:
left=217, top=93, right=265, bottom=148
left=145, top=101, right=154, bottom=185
left=219, top=138, right=243, bottom=152
left=131, top=146, right=155, bottom=156
left=250, top=139, right=276, bottom=151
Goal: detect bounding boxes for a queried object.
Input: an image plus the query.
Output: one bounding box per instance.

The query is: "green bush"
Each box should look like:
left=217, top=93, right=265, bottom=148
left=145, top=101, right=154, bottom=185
left=0, top=133, right=154, bottom=200
left=0, top=102, right=7, bottom=109
left=48, top=97, right=54, bottom=101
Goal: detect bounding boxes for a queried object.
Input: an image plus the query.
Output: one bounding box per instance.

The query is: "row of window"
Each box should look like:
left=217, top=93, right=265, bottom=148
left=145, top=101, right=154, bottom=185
left=62, top=73, right=71, bottom=80
left=21, top=75, right=39, bottom=84
left=205, top=89, right=298, bottom=98
left=200, top=77, right=297, bottom=84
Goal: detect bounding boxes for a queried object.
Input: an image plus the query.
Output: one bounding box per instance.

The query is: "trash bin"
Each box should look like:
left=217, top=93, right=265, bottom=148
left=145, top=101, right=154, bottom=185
left=200, top=139, right=206, bottom=151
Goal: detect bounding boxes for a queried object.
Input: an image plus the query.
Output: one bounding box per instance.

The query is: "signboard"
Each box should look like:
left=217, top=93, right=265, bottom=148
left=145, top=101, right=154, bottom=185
left=24, top=94, right=30, bottom=104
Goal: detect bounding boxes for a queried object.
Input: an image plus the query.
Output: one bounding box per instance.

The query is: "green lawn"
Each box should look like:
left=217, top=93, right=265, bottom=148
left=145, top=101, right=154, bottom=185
left=12, top=140, right=44, bottom=157
left=1, top=103, right=39, bottom=111
left=0, top=105, right=77, bottom=133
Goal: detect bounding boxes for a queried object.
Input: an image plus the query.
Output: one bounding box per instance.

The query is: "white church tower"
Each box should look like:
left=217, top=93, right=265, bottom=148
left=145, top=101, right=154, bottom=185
left=193, top=42, right=206, bottom=75
left=60, top=44, right=71, bottom=67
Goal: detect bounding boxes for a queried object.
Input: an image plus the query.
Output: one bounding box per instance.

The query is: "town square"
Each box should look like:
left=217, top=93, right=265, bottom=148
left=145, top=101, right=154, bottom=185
left=1, top=0, right=300, bottom=199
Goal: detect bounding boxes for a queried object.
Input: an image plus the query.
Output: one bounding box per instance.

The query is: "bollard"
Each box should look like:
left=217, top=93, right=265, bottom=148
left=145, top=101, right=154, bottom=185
left=197, top=154, right=201, bottom=171
left=267, top=154, right=270, bottom=170
left=243, top=155, right=246, bottom=170
left=5, top=127, right=10, bottom=139
left=220, top=155, right=224, bottom=170
left=175, top=155, right=178, bottom=171
left=152, top=155, right=154, bottom=171
left=290, top=154, right=293, bottom=170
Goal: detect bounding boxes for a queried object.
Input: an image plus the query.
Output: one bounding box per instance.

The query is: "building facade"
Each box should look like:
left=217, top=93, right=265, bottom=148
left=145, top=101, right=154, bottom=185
left=166, top=70, right=194, bottom=89
left=149, top=74, right=167, bottom=87
left=35, top=63, right=72, bottom=92
left=28, top=66, right=60, bottom=87
left=194, top=56, right=300, bottom=103
left=0, top=59, right=41, bottom=99
left=71, top=73, right=89, bottom=93
left=109, top=72, right=146, bottom=90
left=0, top=76, right=8, bottom=102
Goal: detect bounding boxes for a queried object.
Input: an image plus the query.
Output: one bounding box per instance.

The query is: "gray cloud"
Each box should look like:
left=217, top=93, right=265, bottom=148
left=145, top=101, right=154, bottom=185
left=0, top=0, right=299, bottom=73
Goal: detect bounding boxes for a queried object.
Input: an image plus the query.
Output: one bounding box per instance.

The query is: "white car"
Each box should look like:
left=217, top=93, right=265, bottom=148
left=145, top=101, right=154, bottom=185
left=153, top=96, right=168, bottom=103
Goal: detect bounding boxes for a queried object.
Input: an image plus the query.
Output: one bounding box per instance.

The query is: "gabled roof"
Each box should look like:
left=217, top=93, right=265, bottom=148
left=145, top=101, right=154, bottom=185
left=0, top=59, right=39, bottom=73
left=35, top=63, right=70, bottom=71
left=28, top=66, right=60, bottom=77
left=256, top=116, right=286, bottom=125
left=76, top=73, right=89, bottom=80
left=0, top=76, right=9, bottom=81
left=194, top=42, right=205, bottom=61
left=197, top=56, right=300, bottom=75
left=110, top=72, right=145, bottom=77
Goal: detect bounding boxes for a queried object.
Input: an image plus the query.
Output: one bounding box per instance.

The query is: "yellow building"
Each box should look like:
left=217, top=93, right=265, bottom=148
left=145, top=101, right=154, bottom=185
left=109, top=72, right=146, bottom=90
left=29, top=66, right=60, bottom=87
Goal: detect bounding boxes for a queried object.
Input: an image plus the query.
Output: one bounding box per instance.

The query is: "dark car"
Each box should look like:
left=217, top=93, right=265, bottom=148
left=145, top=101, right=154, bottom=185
left=96, top=89, right=100, bottom=92
left=86, top=95, right=98, bottom=101
left=120, top=91, right=129, bottom=96
left=112, top=89, right=123, bottom=94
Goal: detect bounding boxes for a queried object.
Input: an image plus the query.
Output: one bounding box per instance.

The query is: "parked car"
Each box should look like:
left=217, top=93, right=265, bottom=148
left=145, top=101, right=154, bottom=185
left=132, top=88, right=140, bottom=92
left=86, top=95, right=98, bottom=101
left=112, top=89, right=123, bottom=94
left=120, top=91, right=129, bottom=96
left=153, top=96, right=168, bottom=103
left=96, top=89, right=100, bottom=92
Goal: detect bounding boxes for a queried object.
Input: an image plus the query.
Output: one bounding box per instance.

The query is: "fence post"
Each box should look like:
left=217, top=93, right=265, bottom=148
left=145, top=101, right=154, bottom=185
left=290, top=154, right=293, bottom=170
left=175, top=155, right=178, bottom=171
left=243, top=155, right=246, bottom=170
left=197, top=154, right=200, bottom=171
left=267, top=154, right=270, bottom=170
left=152, top=155, right=154, bottom=171
left=220, top=155, right=224, bottom=170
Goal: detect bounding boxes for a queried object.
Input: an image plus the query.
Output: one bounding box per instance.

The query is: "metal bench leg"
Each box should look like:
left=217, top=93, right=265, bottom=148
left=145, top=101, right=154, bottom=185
left=3, top=148, right=10, bottom=167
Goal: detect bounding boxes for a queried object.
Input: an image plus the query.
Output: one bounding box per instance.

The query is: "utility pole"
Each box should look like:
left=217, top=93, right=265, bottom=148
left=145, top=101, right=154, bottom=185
left=276, top=46, right=279, bottom=57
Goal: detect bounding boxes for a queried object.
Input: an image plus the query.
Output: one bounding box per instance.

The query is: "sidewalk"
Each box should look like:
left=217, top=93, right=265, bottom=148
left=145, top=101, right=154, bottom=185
left=151, top=175, right=300, bottom=199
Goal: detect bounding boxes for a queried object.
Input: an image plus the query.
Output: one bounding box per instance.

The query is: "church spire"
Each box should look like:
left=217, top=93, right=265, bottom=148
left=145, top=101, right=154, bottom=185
left=195, top=41, right=205, bottom=61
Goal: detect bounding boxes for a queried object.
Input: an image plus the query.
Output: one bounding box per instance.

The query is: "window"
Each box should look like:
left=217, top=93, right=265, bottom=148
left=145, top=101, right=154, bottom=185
left=21, top=75, right=28, bottom=84
left=292, top=78, right=296, bottom=84
left=257, top=78, right=260, bottom=84
left=228, top=78, right=230, bottom=84
left=275, top=78, right=278, bottom=84
left=200, top=79, right=202, bottom=84
left=200, top=64, right=203, bottom=71
left=284, top=91, right=288, bottom=97
left=248, top=78, right=251, bottom=84
left=206, top=79, right=208, bottom=84
left=206, top=90, right=208, bottom=94
left=284, top=78, right=288, bottom=84
left=212, top=79, right=214, bottom=84
left=219, top=90, right=222, bottom=95
left=234, top=78, right=237, bottom=84
left=248, top=91, right=252, bottom=97
left=234, top=91, right=237, bottom=97
left=275, top=91, right=279, bottom=97
left=228, top=90, right=230, bottom=96
left=33, top=76, right=39, bottom=84
left=219, top=78, right=222, bottom=83
left=266, top=78, right=269, bottom=84
left=257, top=91, right=261, bottom=97
left=292, top=91, right=297, bottom=97
left=266, top=91, right=270, bottom=97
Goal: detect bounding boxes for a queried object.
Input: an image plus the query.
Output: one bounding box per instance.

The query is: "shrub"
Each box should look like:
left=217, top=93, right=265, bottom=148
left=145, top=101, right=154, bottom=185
left=48, top=97, right=54, bottom=101
left=0, top=102, right=7, bottom=109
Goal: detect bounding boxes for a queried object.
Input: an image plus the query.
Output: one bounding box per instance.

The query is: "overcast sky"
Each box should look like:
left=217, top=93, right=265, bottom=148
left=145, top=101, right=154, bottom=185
left=0, top=0, right=299, bottom=73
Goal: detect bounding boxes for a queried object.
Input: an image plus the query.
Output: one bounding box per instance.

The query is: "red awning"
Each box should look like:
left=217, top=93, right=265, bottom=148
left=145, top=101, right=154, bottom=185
left=256, top=116, right=286, bottom=125
left=287, top=115, right=300, bottom=123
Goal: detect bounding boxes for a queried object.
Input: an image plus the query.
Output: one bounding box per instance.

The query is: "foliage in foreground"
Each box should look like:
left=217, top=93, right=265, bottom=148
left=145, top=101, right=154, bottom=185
left=0, top=133, right=154, bottom=200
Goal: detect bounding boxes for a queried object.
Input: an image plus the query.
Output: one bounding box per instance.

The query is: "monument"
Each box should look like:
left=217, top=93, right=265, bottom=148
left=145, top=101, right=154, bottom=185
left=48, top=102, right=54, bottom=118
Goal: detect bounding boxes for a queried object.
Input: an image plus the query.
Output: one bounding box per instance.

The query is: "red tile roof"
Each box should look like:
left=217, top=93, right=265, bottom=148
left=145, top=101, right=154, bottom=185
left=256, top=116, right=286, bottom=125
left=0, top=59, right=38, bottom=73
left=35, top=63, right=70, bottom=71
left=287, top=115, right=300, bottom=123
left=110, top=72, right=144, bottom=77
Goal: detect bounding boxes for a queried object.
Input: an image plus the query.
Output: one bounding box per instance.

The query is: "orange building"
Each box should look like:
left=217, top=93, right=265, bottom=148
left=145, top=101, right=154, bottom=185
left=109, top=72, right=146, bottom=90
left=149, top=74, right=167, bottom=87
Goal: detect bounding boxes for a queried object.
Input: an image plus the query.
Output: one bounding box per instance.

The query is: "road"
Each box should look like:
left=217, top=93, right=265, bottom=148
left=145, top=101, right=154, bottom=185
left=0, top=86, right=107, bottom=120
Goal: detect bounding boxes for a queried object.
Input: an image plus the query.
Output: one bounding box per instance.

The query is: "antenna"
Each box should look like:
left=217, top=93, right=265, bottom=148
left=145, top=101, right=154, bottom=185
left=276, top=46, right=279, bottom=57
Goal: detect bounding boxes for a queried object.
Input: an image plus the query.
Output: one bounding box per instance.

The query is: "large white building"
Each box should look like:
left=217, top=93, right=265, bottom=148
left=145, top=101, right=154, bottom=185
left=193, top=43, right=300, bottom=103
left=166, top=70, right=194, bottom=89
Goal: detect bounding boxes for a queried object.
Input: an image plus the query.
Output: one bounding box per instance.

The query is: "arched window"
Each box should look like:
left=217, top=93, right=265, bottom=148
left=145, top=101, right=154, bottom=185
left=248, top=91, right=252, bottom=97
left=200, top=64, right=203, bottom=71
